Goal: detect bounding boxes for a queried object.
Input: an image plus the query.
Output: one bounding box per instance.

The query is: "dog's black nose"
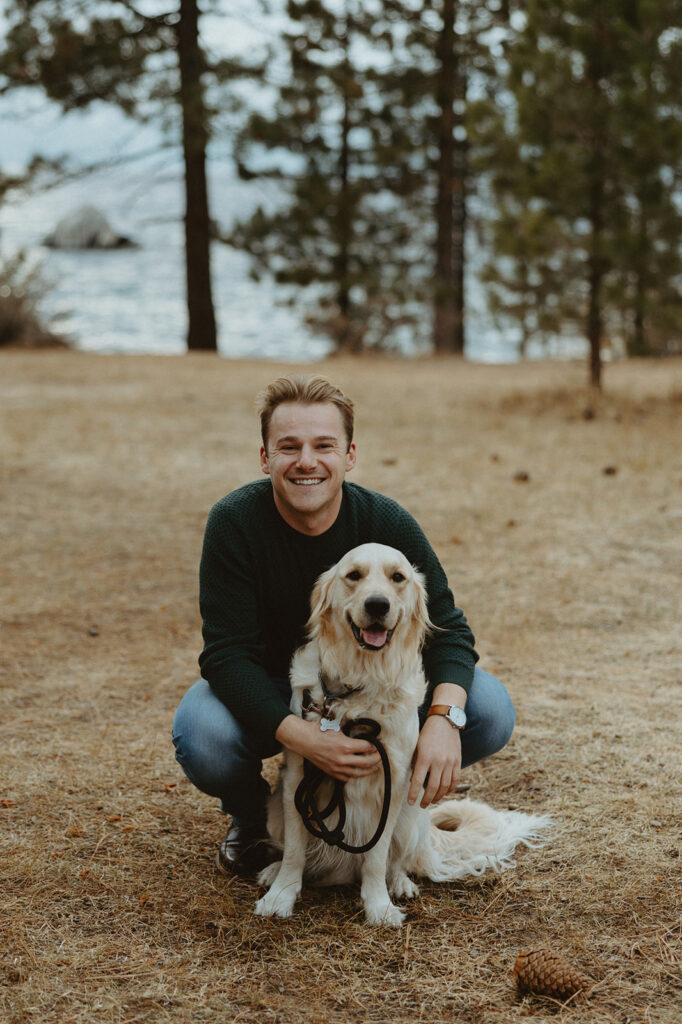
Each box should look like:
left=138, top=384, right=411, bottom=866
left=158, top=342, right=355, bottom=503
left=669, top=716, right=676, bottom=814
left=364, top=594, right=390, bottom=619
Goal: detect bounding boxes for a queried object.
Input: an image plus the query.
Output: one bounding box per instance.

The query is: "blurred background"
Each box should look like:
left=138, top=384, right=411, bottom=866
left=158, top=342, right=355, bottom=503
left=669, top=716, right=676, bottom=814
left=1, top=1, right=680, bottom=385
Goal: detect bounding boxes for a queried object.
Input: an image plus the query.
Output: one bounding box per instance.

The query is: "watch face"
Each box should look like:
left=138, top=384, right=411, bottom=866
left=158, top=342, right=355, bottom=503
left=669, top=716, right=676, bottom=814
left=447, top=706, right=466, bottom=729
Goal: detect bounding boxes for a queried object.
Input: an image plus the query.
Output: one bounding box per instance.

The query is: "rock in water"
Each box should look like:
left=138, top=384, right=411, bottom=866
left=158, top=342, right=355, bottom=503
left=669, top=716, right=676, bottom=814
left=43, top=205, right=137, bottom=249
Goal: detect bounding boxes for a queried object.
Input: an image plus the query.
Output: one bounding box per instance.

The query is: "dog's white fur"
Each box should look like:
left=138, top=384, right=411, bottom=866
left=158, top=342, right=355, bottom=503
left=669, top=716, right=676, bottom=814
left=255, top=543, right=549, bottom=926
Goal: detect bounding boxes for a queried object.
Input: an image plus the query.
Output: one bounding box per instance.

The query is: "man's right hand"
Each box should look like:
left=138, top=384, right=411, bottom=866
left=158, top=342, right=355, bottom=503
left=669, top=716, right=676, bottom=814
left=275, top=714, right=380, bottom=783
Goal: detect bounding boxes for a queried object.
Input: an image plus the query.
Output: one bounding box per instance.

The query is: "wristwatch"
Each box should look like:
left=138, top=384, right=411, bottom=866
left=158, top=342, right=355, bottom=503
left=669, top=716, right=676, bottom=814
left=427, top=704, right=467, bottom=730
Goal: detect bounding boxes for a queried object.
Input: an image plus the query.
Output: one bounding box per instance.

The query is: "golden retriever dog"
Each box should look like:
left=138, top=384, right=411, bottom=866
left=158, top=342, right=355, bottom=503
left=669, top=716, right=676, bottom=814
left=255, top=543, right=548, bottom=926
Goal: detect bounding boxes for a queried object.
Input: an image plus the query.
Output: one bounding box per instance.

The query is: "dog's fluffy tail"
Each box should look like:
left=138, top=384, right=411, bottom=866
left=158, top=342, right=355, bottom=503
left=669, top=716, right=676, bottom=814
left=410, top=798, right=551, bottom=882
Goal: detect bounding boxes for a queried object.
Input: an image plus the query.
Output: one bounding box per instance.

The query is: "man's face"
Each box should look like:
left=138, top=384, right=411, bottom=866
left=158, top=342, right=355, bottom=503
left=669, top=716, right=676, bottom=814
left=260, top=402, right=356, bottom=534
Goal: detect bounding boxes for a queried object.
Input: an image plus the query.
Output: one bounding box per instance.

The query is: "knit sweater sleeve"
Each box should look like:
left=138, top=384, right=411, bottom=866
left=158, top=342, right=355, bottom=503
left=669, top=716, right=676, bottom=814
left=418, top=536, right=479, bottom=697
left=197, top=497, right=292, bottom=739
left=376, top=495, right=478, bottom=698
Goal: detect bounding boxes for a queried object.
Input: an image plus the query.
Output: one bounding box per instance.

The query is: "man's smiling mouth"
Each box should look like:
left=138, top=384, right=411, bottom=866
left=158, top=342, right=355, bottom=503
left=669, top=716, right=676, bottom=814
left=290, top=477, right=325, bottom=486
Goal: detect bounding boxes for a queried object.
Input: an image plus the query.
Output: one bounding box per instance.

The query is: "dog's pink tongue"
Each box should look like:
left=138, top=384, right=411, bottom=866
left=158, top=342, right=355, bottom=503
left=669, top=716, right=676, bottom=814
left=361, top=628, right=388, bottom=648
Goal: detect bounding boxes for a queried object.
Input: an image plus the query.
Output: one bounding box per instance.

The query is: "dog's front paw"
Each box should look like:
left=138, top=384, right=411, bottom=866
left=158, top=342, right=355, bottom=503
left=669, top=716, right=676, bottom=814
left=389, top=873, right=420, bottom=900
left=364, top=899, right=405, bottom=928
left=254, top=885, right=299, bottom=919
left=257, top=860, right=282, bottom=888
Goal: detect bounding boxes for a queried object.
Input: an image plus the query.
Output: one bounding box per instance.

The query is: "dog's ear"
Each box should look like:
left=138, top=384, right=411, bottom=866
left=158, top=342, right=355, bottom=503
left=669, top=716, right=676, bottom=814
left=409, top=568, right=433, bottom=649
left=306, top=564, right=337, bottom=641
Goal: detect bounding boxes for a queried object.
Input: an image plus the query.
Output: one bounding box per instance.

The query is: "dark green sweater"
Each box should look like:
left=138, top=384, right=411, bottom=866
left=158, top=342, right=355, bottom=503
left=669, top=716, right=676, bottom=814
left=198, top=480, right=478, bottom=741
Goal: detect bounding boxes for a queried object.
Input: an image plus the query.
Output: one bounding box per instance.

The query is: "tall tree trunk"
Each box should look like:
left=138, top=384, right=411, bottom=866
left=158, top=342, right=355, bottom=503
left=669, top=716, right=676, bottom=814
left=622, top=0, right=652, bottom=358
left=335, top=64, right=356, bottom=352
left=177, top=0, right=217, bottom=352
left=520, top=257, right=530, bottom=359
left=433, top=0, right=464, bottom=354
left=452, top=121, right=467, bottom=353
left=631, top=276, right=647, bottom=356
left=587, top=146, right=605, bottom=389
left=628, top=175, right=653, bottom=357
left=586, top=37, right=606, bottom=389
left=630, top=212, right=648, bottom=356
left=587, top=206, right=603, bottom=390
left=451, top=63, right=467, bottom=353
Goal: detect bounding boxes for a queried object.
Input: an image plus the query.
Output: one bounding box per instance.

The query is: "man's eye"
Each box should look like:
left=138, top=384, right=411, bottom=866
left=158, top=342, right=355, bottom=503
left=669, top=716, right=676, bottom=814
left=391, top=572, right=405, bottom=583
left=346, top=570, right=362, bottom=581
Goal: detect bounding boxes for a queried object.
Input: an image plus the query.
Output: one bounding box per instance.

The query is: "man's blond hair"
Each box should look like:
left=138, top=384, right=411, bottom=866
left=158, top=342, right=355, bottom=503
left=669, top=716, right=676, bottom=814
left=257, top=375, right=355, bottom=450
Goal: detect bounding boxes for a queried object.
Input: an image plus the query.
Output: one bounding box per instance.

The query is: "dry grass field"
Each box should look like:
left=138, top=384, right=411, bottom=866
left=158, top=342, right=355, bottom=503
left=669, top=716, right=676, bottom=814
left=1, top=351, right=680, bottom=1024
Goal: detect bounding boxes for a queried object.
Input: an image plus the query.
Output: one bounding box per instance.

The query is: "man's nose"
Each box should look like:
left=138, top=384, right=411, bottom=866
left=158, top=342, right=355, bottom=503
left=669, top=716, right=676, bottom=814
left=297, top=445, right=317, bottom=469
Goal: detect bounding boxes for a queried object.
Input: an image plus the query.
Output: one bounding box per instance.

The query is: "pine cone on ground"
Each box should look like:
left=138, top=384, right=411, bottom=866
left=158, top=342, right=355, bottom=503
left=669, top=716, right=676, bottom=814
left=514, top=947, right=588, bottom=1000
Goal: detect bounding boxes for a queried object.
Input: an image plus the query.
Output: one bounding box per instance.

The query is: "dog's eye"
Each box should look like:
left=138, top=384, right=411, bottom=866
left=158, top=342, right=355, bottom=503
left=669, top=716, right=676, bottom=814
left=346, top=570, right=362, bottom=581
left=391, top=572, right=406, bottom=583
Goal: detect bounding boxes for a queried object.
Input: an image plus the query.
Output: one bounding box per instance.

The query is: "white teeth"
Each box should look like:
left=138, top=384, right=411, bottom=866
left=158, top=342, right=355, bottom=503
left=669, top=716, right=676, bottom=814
left=291, top=478, right=323, bottom=485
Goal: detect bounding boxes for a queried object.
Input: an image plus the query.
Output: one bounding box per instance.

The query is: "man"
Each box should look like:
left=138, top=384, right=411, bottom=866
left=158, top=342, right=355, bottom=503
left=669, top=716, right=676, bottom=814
left=173, top=375, right=515, bottom=875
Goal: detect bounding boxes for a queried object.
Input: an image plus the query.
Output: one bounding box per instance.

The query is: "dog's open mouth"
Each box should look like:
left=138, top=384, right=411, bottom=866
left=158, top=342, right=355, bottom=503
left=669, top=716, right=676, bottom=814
left=348, top=615, right=397, bottom=651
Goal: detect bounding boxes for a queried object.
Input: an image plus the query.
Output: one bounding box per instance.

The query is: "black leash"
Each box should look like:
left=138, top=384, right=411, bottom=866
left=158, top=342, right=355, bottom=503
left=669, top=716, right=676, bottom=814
left=294, top=718, right=392, bottom=854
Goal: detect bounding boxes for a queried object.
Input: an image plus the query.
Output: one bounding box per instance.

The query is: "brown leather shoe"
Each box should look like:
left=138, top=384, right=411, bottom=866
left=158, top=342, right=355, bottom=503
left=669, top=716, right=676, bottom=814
left=215, top=824, right=278, bottom=877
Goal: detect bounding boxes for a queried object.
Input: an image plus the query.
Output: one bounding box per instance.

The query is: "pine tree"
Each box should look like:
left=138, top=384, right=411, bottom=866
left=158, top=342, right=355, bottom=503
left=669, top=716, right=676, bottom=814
left=613, top=0, right=682, bottom=356
left=469, top=96, right=584, bottom=357
left=432, top=0, right=467, bottom=353
left=475, top=0, right=682, bottom=384
left=232, top=0, right=509, bottom=354
left=0, top=0, right=236, bottom=353
left=369, top=0, right=510, bottom=353
left=231, top=0, right=431, bottom=352
left=177, top=0, right=216, bottom=351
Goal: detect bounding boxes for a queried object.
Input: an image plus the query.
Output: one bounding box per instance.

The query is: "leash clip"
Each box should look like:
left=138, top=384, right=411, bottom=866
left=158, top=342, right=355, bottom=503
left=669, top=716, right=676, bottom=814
left=320, top=696, right=341, bottom=731
left=302, top=688, right=343, bottom=731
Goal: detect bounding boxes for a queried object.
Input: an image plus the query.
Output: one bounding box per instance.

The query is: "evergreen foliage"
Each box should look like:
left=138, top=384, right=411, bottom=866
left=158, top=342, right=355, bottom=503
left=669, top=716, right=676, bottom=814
left=0, top=0, right=248, bottom=352
left=612, top=0, right=682, bottom=357
left=374, top=0, right=510, bottom=352
left=230, top=0, right=427, bottom=352
left=473, top=0, right=682, bottom=385
left=231, top=0, right=510, bottom=354
left=1, top=1, right=678, bottom=372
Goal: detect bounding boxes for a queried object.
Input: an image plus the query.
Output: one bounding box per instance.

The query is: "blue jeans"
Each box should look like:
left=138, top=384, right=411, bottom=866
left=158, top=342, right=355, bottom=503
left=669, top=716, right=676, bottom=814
left=172, top=667, right=515, bottom=828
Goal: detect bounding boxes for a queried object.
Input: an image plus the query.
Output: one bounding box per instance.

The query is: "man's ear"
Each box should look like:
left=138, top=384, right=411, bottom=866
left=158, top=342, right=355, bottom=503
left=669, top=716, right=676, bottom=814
left=345, top=442, right=357, bottom=472
left=260, top=445, right=270, bottom=475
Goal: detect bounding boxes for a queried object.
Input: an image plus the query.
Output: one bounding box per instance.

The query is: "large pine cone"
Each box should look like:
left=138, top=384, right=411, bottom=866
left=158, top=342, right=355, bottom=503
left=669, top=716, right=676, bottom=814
left=514, top=947, right=588, bottom=1000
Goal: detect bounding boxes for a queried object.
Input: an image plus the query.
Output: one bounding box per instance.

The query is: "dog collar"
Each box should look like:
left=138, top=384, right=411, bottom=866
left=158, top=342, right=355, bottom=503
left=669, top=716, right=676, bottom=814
left=318, top=671, right=364, bottom=701
left=300, top=675, right=365, bottom=733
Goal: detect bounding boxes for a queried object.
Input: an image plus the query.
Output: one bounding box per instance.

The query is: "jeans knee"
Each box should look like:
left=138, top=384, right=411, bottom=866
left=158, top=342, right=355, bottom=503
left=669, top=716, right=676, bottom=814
left=491, top=697, right=516, bottom=753
left=461, top=674, right=516, bottom=768
left=172, top=726, right=232, bottom=798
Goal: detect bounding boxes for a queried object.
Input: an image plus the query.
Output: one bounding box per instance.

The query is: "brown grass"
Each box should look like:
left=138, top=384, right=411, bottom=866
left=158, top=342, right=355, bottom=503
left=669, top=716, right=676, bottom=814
left=1, top=351, right=680, bottom=1024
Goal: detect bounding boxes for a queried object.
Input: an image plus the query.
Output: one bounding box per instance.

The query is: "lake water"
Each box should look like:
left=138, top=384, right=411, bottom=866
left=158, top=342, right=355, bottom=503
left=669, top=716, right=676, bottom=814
left=0, top=147, right=578, bottom=363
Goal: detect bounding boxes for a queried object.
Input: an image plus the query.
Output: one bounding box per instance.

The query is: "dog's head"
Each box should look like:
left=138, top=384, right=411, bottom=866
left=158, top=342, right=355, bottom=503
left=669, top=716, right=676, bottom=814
left=307, top=543, right=430, bottom=656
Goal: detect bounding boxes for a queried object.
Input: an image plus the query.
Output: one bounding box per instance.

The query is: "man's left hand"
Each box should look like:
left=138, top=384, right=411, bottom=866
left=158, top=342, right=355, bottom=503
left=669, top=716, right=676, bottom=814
left=408, top=713, right=462, bottom=809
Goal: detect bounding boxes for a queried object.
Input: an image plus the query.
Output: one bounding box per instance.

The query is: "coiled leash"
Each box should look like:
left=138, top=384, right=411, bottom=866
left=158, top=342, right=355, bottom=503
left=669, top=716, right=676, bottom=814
left=294, top=714, right=392, bottom=855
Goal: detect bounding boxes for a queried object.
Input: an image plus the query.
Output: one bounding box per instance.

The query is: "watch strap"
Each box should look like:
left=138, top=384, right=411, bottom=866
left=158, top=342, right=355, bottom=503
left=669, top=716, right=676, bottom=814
left=427, top=704, right=465, bottom=728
